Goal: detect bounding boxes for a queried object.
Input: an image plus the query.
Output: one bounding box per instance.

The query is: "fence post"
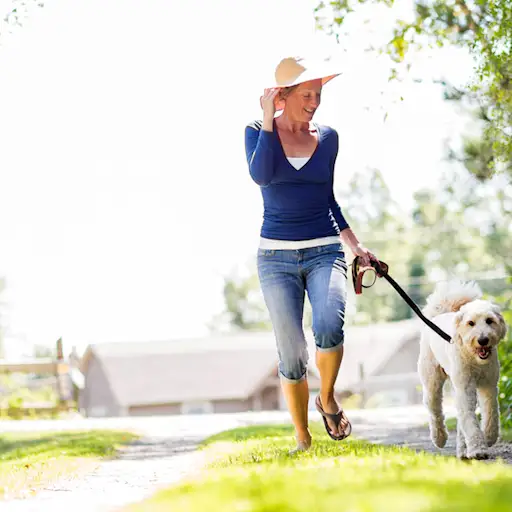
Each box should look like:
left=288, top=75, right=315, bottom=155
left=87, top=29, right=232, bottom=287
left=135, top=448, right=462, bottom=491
left=55, top=338, right=71, bottom=412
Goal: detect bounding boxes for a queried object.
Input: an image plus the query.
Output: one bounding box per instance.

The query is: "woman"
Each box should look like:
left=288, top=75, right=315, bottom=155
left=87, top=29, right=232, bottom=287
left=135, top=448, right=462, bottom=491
left=244, top=57, right=377, bottom=452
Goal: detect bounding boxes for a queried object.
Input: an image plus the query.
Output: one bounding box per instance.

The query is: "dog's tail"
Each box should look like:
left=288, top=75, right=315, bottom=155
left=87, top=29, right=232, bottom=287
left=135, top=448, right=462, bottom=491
left=423, top=280, right=482, bottom=318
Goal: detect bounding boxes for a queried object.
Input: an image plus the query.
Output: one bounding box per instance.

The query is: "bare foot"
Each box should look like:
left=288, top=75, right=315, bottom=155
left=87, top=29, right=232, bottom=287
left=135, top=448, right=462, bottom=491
left=289, top=434, right=312, bottom=455
left=319, top=394, right=350, bottom=437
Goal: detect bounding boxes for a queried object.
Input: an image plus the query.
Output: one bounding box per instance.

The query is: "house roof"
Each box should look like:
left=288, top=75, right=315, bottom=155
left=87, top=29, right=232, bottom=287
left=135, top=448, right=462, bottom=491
left=80, top=319, right=421, bottom=406
left=81, top=332, right=280, bottom=406
left=330, top=318, right=420, bottom=391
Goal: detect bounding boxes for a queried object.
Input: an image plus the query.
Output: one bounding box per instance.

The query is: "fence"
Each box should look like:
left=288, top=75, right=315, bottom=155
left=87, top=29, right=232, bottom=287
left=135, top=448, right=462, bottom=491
left=0, top=338, right=83, bottom=419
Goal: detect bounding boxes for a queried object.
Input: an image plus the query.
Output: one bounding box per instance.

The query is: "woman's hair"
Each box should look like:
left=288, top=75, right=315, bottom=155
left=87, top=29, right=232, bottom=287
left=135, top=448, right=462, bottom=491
left=278, top=84, right=300, bottom=101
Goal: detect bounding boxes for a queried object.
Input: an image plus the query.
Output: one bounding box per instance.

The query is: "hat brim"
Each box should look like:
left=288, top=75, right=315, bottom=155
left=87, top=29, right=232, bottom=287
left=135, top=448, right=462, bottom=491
left=271, top=69, right=342, bottom=89
left=271, top=72, right=341, bottom=112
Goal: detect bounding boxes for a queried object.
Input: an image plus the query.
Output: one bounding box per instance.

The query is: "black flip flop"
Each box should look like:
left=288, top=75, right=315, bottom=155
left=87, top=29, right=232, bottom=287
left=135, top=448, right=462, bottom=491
left=315, top=395, right=352, bottom=441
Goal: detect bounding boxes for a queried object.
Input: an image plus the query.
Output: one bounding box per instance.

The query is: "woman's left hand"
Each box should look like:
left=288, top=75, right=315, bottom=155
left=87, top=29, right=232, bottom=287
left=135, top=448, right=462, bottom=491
left=353, top=243, right=378, bottom=269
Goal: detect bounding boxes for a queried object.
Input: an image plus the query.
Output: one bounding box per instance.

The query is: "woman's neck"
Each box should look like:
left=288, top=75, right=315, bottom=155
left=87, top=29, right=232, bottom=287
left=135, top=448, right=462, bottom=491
left=275, top=113, right=310, bottom=134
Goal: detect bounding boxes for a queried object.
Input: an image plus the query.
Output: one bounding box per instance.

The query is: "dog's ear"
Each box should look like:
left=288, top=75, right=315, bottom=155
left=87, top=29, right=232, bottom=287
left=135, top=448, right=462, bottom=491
left=492, top=305, right=508, bottom=339
left=454, top=311, right=464, bottom=327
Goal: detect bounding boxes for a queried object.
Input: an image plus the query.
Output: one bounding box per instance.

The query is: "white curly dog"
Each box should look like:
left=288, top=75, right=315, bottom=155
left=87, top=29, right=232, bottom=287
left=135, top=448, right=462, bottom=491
left=419, top=280, right=508, bottom=460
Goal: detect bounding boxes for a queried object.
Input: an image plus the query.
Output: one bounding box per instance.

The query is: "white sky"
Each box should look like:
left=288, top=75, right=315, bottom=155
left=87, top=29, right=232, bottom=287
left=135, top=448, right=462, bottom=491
left=0, top=0, right=476, bottom=357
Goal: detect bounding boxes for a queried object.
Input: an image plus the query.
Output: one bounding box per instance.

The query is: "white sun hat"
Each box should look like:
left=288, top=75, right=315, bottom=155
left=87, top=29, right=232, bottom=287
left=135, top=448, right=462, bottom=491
left=271, top=56, right=342, bottom=88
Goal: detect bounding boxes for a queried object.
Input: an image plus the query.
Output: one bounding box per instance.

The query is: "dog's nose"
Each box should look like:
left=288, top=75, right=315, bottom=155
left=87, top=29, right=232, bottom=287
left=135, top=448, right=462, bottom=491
left=478, top=337, right=489, bottom=346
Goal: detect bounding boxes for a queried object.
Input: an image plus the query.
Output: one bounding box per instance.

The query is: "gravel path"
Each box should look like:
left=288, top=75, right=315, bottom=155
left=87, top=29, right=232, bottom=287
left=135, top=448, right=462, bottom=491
left=6, top=434, right=207, bottom=512
left=2, top=412, right=286, bottom=512
left=355, top=421, right=512, bottom=464
left=2, top=406, right=511, bottom=511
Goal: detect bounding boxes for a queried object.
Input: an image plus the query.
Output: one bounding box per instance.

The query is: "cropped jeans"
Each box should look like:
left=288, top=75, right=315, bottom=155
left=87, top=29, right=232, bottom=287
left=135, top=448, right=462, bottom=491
left=257, top=243, right=348, bottom=383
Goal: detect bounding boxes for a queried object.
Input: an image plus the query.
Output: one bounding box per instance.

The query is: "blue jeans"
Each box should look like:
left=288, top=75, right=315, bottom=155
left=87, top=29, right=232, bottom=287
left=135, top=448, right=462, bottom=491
left=257, top=243, right=348, bottom=383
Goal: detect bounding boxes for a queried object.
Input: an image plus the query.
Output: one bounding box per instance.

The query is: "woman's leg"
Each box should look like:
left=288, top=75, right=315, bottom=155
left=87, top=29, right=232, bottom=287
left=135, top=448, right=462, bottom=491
left=304, top=244, right=349, bottom=438
left=257, top=249, right=311, bottom=447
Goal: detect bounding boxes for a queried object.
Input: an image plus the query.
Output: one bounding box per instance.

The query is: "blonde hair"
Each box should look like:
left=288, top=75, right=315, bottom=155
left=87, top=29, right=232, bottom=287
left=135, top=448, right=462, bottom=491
left=278, top=84, right=300, bottom=102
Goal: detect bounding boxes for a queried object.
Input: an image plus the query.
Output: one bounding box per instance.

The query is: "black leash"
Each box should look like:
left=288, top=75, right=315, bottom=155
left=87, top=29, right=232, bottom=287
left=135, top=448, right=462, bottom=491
left=352, top=256, right=453, bottom=344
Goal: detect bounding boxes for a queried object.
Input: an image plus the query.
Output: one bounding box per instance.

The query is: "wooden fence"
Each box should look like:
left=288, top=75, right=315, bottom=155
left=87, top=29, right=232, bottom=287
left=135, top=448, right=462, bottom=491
left=0, top=338, right=83, bottom=418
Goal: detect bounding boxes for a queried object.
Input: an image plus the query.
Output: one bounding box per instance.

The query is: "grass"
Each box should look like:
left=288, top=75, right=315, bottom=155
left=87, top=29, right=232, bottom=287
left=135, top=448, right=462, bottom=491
left=0, top=429, right=138, bottom=500
left=125, top=421, right=512, bottom=512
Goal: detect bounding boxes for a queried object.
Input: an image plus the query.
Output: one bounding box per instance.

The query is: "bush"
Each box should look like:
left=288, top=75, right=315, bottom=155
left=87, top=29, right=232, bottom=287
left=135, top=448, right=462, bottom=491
left=495, top=289, right=512, bottom=429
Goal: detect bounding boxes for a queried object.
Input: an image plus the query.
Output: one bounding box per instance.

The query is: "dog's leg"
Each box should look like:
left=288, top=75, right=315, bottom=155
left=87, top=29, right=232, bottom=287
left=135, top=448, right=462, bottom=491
left=478, top=385, right=500, bottom=447
left=455, top=419, right=467, bottom=459
left=453, top=380, right=488, bottom=460
left=418, top=342, right=448, bottom=448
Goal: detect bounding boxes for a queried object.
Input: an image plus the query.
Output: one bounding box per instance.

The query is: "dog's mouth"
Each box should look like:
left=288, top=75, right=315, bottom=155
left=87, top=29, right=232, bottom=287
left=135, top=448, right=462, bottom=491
left=476, top=346, right=492, bottom=360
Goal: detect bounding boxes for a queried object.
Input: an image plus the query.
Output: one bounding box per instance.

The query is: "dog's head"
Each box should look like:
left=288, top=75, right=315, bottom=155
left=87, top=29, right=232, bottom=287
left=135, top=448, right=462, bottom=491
left=454, top=299, right=507, bottom=363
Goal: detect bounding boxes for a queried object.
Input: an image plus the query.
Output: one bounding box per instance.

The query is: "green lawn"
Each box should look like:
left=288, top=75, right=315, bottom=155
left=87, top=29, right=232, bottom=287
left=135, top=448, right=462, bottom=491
left=0, top=429, right=138, bottom=500
left=126, top=422, right=512, bottom=512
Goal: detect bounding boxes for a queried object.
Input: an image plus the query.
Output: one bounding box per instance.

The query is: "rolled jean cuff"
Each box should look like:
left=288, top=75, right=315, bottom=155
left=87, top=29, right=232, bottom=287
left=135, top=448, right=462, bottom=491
left=279, top=369, right=307, bottom=384
left=315, top=336, right=345, bottom=353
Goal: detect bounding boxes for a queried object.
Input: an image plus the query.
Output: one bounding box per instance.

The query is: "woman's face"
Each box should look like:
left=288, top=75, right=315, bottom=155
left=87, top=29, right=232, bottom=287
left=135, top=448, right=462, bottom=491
left=283, top=79, right=322, bottom=122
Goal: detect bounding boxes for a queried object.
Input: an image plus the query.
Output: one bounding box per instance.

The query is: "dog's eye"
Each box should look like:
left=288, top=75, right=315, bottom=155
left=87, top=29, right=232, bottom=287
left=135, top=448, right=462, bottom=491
left=486, top=318, right=494, bottom=325
left=468, top=320, right=475, bottom=327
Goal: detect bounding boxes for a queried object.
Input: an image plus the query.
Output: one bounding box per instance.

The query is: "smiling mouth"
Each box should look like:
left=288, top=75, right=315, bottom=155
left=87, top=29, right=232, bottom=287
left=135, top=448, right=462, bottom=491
left=304, top=108, right=315, bottom=115
left=477, top=346, right=492, bottom=360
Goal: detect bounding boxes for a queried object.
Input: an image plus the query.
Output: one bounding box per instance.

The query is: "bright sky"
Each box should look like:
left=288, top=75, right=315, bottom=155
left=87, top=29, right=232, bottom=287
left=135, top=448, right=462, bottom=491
left=0, top=0, right=476, bottom=357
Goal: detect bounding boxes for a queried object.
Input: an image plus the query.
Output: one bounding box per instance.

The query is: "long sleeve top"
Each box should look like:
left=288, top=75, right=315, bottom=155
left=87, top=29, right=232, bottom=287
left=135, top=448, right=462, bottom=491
left=244, top=119, right=350, bottom=241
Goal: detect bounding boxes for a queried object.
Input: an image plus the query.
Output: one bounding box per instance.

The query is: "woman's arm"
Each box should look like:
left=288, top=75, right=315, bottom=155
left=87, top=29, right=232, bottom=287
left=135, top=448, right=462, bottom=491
left=245, top=124, right=275, bottom=186
left=244, top=88, right=280, bottom=187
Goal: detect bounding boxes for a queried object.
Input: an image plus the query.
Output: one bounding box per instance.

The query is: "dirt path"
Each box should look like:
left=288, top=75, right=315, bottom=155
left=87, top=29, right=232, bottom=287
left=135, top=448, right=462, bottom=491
left=354, top=420, right=512, bottom=464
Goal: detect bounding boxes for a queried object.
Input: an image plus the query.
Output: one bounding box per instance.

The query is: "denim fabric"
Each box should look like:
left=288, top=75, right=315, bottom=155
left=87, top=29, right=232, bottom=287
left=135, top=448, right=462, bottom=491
left=257, top=243, right=348, bottom=383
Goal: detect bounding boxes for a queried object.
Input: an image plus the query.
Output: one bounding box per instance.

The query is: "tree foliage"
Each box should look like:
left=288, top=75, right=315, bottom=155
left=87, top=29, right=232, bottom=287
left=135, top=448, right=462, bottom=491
left=493, top=288, right=512, bottom=429
left=315, top=0, right=512, bottom=174
left=1, top=0, right=44, bottom=42
left=215, top=162, right=509, bottom=331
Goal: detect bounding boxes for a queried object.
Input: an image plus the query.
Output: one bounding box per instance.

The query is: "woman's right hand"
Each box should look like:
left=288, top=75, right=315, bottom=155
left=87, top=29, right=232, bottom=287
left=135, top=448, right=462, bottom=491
left=260, top=88, right=280, bottom=119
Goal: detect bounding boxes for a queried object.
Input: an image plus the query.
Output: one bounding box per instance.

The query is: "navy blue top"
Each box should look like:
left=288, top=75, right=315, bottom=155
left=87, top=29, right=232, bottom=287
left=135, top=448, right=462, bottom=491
left=244, top=119, right=350, bottom=241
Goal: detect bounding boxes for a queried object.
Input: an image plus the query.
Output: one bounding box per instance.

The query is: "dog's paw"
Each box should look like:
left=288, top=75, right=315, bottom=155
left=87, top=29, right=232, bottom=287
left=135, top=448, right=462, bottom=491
left=456, top=448, right=467, bottom=460
left=466, top=446, right=489, bottom=460
left=431, top=425, right=448, bottom=448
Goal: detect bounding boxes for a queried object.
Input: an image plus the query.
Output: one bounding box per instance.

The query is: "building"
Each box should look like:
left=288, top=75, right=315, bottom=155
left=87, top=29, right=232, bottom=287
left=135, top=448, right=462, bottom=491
left=78, top=319, right=423, bottom=417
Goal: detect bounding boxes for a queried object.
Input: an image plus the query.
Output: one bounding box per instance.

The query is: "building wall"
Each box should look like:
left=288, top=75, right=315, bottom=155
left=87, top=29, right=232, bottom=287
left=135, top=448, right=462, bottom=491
left=128, top=400, right=249, bottom=415
left=379, top=337, right=420, bottom=376
left=128, top=403, right=181, bottom=416
left=260, top=385, right=279, bottom=411
left=79, top=355, right=122, bottom=417
left=213, top=399, right=251, bottom=414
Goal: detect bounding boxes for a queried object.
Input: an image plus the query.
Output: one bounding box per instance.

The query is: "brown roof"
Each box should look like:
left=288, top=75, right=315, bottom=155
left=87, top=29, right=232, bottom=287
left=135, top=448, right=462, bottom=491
left=80, top=320, right=421, bottom=406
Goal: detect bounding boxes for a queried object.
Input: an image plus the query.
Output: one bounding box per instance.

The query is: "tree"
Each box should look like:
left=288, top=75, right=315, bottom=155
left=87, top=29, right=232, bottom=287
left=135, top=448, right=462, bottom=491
left=442, top=83, right=512, bottom=181
left=315, top=0, right=512, bottom=174
left=208, top=262, right=272, bottom=333
left=1, top=0, right=45, bottom=50
left=339, top=167, right=414, bottom=324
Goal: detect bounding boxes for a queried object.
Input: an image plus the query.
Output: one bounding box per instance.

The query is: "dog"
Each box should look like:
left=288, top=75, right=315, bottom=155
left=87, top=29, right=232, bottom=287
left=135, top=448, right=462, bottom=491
left=418, top=280, right=507, bottom=459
